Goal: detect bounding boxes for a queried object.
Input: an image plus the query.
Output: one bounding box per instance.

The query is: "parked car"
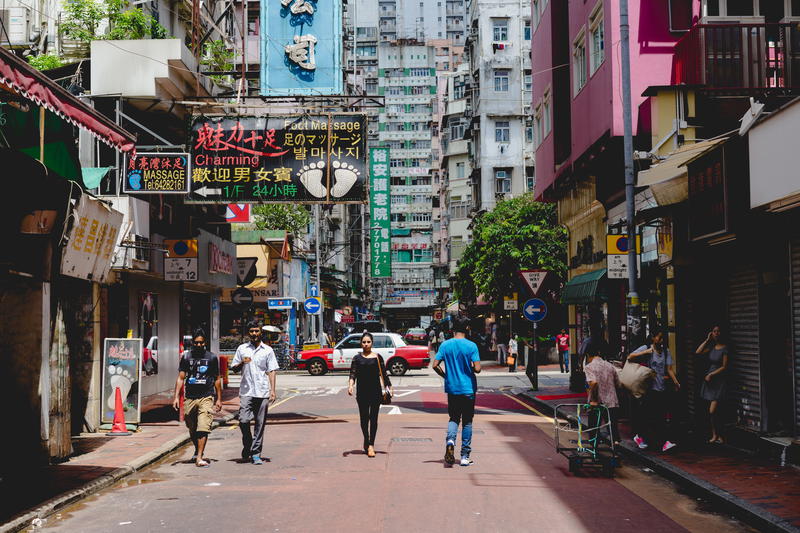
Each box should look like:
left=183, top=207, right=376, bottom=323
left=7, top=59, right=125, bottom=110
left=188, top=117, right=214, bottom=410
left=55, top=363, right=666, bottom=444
left=404, top=327, right=428, bottom=346
left=296, top=332, right=430, bottom=376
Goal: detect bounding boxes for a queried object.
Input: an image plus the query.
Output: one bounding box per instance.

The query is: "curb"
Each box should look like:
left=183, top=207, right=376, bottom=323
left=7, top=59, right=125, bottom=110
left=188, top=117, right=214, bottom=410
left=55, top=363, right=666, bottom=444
left=1, top=412, right=236, bottom=533
left=517, top=390, right=800, bottom=533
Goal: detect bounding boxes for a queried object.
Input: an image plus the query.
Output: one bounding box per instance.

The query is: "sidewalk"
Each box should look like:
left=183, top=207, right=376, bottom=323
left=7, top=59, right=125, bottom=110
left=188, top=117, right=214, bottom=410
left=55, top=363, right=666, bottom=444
left=518, top=383, right=800, bottom=533
left=0, top=388, right=241, bottom=533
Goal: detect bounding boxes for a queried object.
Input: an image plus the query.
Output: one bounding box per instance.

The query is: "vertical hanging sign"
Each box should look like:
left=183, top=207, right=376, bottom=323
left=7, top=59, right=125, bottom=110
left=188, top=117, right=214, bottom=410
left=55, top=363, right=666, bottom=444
left=370, top=147, right=391, bottom=278
left=261, top=0, right=342, bottom=95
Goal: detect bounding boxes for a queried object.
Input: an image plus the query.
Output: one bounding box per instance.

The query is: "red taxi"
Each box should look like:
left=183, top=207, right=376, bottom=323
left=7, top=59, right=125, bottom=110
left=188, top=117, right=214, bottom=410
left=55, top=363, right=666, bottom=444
left=296, top=333, right=430, bottom=376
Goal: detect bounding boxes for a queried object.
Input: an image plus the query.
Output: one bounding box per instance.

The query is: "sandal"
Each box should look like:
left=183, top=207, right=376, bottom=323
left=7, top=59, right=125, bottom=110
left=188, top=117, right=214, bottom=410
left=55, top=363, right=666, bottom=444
left=195, top=459, right=210, bottom=467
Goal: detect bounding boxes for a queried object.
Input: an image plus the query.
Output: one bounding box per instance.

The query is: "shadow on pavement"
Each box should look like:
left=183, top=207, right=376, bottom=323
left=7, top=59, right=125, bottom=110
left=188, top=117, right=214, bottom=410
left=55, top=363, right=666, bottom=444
left=267, top=412, right=349, bottom=425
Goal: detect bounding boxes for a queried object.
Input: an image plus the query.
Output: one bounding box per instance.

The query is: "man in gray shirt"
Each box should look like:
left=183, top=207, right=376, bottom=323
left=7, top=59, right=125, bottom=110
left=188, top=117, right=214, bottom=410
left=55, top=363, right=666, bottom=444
left=231, top=321, right=279, bottom=465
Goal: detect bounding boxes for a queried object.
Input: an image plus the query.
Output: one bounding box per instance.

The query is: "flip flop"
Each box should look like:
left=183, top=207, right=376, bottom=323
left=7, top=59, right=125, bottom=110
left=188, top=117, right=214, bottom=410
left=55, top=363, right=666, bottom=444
left=196, top=459, right=210, bottom=467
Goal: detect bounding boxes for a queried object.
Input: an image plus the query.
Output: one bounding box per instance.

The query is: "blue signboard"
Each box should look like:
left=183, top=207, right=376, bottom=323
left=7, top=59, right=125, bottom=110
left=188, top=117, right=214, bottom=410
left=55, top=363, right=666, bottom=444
left=268, top=298, right=294, bottom=310
left=310, top=285, right=319, bottom=297
left=260, top=0, right=342, bottom=96
left=304, top=296, right=321, bottom=314
left=522, top=298, right=548, bottom=322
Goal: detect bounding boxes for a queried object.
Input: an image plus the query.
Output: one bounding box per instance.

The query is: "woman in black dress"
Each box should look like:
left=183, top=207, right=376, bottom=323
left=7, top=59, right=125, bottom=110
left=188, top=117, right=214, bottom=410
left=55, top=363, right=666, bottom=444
left=348, top=332, right=393, bottom=457
left=696, top=325, right=730, bottom=444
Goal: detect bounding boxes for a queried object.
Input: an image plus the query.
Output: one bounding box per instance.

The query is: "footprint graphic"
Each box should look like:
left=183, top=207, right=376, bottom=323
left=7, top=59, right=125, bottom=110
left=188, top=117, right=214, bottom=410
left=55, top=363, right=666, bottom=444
left=128, top=171, right=142, bottom=190
left=330, top=160, right=360, bottom=198
left=107, top=365, right=134, bottom=410
left=297, top=161, right=327, bottom=198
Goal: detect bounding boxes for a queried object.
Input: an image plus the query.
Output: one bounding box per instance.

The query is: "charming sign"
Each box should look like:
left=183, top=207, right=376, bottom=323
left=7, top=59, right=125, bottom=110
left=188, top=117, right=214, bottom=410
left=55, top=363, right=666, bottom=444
left=260, top=0, right=342, bottom=95
left=188, top=115, right=366, bottom=204
left=208, top=242, right=233, bottom=274
left=101, top=338, right=142, bottom=424
left=370, top=147, right=392, bottom=278
left=61, top=195, right=124, bottom=283
left=123, top=153, right=190, bottom=194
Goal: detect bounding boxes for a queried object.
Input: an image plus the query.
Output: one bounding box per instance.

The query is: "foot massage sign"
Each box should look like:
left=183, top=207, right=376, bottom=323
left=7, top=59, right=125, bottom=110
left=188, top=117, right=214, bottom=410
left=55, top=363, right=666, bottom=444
left=188, top=115, right=367, bottom=204
left=101, top=338, right=142, bottom=424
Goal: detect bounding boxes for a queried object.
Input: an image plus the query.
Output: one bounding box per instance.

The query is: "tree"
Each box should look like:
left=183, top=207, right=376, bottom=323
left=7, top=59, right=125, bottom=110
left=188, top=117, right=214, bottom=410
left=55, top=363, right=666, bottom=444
left=252, top=204, right=310, bottom=235
left=27, top=54, right=64, bottom=70
left=60, top=0, right=168, bottom=42
left=454, top=194, right=567, bottom=305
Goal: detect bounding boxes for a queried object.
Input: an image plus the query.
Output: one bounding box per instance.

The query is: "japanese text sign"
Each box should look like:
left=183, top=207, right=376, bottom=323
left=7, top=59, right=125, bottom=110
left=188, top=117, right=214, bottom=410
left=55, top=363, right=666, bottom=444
left=370, top=147, right=391, bottom=278
left=189, top=115, right=366, bottom=204
left=260, top=0, right=342, bottom=95
left=123, top=153, right=190, bottom=194
left=61, top=195, right=124, bottom=283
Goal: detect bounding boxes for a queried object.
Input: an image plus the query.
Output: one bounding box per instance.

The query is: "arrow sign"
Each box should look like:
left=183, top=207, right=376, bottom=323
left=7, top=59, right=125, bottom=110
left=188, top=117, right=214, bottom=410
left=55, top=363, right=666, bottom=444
left=304, top=297, right=322, bottom=314
left=310, top=285, right=319, bottom=297
left=519, top=270, right=548, bottom=296
left=268, top=298, right=294, bottom=310
left=522, top=298, right=547, bottom=322
left=236, top=257, right=258, bottom=286
left=226, top=203, right=251, bottom=223
left=195, top=186, right=222, bottom=197
left=231, top=287, right=254, bottom=309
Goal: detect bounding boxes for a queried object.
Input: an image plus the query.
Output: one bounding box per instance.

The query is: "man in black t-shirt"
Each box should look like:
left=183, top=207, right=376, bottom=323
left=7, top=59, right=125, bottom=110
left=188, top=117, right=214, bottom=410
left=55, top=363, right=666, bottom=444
left=173, top=329, right=222, bottom=468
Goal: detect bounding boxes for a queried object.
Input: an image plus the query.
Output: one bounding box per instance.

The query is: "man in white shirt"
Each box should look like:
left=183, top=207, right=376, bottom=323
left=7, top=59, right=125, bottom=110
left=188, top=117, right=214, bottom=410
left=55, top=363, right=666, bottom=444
left=231, top=321, right=279, bottom=465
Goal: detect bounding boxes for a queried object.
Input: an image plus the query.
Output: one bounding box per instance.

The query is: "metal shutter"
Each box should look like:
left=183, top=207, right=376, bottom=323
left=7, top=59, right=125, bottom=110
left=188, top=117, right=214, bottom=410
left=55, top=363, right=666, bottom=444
left=791, top=239, right=800, bottom=435
left=727, top=265, right=762, bottom=432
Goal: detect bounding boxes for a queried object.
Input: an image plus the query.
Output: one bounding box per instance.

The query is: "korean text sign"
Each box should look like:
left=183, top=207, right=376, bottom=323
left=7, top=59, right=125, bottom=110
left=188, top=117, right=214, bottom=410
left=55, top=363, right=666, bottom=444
left=260, top=0, right=342, bottom=95
left=123, top=153, right=190, bottom=194
left=61, top=195, right=124, bottom=283
left=370, top=147, right=391, bottom=278
left=189, top=115, right=366, bottom=203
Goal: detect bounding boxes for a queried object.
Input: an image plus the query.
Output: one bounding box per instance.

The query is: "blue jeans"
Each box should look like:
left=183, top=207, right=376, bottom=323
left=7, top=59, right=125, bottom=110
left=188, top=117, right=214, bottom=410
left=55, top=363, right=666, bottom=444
left=446, top=394, right=476, bottom=458
left=559, top=350, right=570, bottom=372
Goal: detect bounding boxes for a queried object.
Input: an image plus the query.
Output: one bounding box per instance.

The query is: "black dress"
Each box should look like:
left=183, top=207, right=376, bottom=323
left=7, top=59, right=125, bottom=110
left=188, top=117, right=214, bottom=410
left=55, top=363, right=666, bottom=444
left=349, top=352, right=392, bottom=402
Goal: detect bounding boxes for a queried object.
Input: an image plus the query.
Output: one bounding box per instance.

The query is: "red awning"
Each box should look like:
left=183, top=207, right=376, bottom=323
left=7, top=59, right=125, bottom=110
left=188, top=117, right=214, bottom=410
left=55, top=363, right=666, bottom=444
left=0, top=47, right=136, bottom=152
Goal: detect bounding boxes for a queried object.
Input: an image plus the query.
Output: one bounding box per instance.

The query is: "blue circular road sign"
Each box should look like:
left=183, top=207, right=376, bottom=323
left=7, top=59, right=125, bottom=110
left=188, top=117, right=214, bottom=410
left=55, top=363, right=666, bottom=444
left=304, top=297, right=321, bottom=314
left=522, top=298, right=548, bottom=322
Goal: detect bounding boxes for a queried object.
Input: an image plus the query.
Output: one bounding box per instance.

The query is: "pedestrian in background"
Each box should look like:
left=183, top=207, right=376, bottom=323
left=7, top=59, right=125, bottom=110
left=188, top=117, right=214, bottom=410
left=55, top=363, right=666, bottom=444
left=584, top=345, right=621, bottom=445
left=231, top=321, right=279, bottom=465
left=556, top=328, right=570, bottom=374
left=696, top=325, right=729, bottom=444
left=432, top=317, right=481, bottom=466
left=172, top=328, right=222, bottom=468
left=508, top=334, right=518, bottom=373
left=429, top=327, right=440, bottom=356
left=348, top=332, right=392, bottom=457
left=629, top=331, right=680, bottom=452
left=496, top=327, right=509, bottom=366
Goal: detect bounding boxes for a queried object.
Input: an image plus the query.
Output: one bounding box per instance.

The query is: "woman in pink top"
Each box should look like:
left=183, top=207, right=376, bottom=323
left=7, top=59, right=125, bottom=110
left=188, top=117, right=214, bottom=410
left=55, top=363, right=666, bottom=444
left=555, top=329, right=570, bottom=373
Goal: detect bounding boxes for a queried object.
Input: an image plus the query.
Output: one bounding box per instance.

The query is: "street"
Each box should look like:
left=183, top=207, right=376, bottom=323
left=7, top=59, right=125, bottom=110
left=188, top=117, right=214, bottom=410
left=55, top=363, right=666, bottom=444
left=40, top=369, right=751, bottom=533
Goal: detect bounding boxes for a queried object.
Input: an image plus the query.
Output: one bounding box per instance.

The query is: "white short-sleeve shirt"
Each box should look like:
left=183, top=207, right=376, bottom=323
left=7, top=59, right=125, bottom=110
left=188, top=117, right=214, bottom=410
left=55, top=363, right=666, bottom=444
left=233, top=342, right=279, bottom=398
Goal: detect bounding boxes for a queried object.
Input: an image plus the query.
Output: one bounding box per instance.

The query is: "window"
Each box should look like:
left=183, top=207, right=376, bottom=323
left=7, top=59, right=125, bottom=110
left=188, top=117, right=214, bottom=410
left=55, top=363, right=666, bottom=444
left=450, top=121, right=466, bottom=140
left=340, top=336, right=362, bottom=349
left=495, top=120, right=510, bottom=142
left=495, top=169, right=511, bottom=193
left=356, top=45, right=377, bottom=56
left=410, top=86, right=428, bottom=94
left=726, top=0, right=754, bottom=16
left=535, top=105, right=543, bottom=144
left=373, top=335, right=394, bottom=348
left=668, top=0, right=693, bottom=31
left=524, top=20, right=531, bottom=40
left=524, top=71, right=532, bottom=92
left=588, top=4, right=604, bottom=75
left=526, top=124, right=534, bottom=143
left=366, top=80, right=378, bottom=94
left=793, top=0, right=800, bottom=17
left=410, top=67, right=430, bottom=76
left=456, top=162, right=465, bottom=178
left=493, top=18, right=509, bottom=41
left=247, top=6, right=259, bottom=35
left=526, top=166, right=535, bottom=192
left=543, top=91, right=551, bottom=136
left=494, top=69, right=510, bottom=92
left=390, top=158, right=404, bottom=167
left=573, top=31, right=587, bottom=94
left=392, top=195, right=409, bottom=205
left=453, top=82, right=465, bottom=99
left=386, top=86, right=403, bottom=95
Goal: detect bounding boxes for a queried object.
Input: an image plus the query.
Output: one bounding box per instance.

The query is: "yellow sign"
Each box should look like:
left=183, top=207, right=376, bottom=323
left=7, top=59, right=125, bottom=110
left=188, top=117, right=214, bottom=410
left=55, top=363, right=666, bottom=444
left=606, top=234, right=641, bottom=255
left=164, top=239, right=198, bottom=258
left=303, top=343, right=321, bottom=350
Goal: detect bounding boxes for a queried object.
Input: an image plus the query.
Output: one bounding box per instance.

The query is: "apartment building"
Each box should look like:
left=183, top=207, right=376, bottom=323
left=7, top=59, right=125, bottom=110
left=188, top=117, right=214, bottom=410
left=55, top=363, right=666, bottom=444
left=465, top=0, right=534, bottom=213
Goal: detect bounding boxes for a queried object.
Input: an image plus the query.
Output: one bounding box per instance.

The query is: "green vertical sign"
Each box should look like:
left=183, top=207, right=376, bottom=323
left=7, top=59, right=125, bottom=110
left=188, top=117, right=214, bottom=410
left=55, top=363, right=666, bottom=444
left=370, top=147, right=391, bottom=278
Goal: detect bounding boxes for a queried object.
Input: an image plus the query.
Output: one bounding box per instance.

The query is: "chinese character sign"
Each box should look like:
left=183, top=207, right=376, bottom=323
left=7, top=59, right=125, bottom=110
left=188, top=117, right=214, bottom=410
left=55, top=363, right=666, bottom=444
left=189, top=115, right=366, bottom=203
left=123, top=153, right=190, bottom=194
left=370, top=147, right=391, bottom=278
left=261, top=0, right=342, bottom=95
left=61, top=195, right=124, bottom=283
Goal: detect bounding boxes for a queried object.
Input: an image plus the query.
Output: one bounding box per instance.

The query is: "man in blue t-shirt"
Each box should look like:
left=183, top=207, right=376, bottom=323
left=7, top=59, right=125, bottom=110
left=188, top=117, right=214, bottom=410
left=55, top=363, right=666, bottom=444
left=432, top=317, right=481, bottom=466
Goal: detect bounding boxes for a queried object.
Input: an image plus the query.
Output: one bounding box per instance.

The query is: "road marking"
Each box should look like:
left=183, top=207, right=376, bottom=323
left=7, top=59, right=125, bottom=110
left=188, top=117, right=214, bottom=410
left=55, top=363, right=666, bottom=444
left=391, top=389, right=419, bottom=398
left=271, top=394, right=297, bottom=410
left=501, top=392, right=552, bottom=420
left=382, top=405, right=402, bottom=415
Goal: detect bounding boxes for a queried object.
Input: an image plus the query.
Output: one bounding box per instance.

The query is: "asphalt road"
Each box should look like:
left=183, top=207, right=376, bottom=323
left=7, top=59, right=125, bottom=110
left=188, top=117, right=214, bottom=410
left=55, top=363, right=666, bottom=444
left=41, top=369, right=751, bottom=533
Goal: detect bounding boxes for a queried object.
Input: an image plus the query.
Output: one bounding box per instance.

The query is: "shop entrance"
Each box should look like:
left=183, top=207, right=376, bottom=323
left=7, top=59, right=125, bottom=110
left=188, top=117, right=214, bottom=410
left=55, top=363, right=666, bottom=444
left=762, top=267, right=793, bottom=435
left=183, top=291, right=210, bottom=347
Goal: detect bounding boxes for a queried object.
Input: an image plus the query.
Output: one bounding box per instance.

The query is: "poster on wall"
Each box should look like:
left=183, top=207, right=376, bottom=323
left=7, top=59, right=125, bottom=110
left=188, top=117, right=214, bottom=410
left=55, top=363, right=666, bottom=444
left=188, top=115, right=366, bottom=204
left=101, top=338, right=142, bottom=424
left=370, top=147, right=392, bottom=278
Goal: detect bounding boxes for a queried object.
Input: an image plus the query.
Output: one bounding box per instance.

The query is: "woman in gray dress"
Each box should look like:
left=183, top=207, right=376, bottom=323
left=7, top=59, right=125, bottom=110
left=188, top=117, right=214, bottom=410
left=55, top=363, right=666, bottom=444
left=696, top=325, right=729, bottom=444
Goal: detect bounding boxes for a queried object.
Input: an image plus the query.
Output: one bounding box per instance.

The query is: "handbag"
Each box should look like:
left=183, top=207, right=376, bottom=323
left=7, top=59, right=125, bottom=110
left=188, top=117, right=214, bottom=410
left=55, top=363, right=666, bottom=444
left=376, top=355, right=392, bottom=405
left=619, top=360, right=656, bottom=399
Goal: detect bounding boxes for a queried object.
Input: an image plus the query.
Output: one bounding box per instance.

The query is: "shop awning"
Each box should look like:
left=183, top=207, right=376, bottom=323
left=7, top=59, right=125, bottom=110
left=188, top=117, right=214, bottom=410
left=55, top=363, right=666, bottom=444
left=561, top=268, right=607, bottom=305
left=637, top=138, right=727, bottom=205
left=0, top=47, right=136, bottom=152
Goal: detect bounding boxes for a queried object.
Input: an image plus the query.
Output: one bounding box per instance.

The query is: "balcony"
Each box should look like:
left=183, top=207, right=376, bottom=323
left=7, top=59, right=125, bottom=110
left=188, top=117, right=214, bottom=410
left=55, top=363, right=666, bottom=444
left=674, top=23, right=800, bottom=92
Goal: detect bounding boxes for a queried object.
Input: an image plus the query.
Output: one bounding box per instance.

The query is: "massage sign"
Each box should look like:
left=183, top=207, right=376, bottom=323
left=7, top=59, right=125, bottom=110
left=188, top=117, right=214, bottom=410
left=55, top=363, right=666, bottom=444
left=188, top=115, right=367, bottom=204
left=123, top=153, right=191, bottom=194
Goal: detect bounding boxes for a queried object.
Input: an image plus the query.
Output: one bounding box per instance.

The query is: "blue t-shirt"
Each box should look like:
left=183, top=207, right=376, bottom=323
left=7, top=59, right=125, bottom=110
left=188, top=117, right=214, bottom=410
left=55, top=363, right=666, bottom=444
left=435, top=337, right=480, bottom=396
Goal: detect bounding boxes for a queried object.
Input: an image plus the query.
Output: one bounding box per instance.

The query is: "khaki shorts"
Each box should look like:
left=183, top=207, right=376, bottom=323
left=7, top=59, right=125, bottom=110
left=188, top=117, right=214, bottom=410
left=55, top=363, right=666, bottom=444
left=184, top=396, right=214, bottom=434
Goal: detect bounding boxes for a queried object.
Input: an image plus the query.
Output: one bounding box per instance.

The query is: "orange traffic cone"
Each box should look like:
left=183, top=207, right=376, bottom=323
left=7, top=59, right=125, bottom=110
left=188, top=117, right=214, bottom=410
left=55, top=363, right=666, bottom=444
left=107, top=386, right=131, bottom=436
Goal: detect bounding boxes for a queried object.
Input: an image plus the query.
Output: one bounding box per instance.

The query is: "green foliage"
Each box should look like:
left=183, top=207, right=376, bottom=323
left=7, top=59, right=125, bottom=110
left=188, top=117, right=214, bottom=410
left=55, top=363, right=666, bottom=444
left=60, top=0, right=168, bottom=42
left=252, top=204, right=310, bottom=235
left=454, top=193, right=567, bottom=305
left=201, top=39, right=235, bottom=85
left=27, top=54, right=64, bottom=70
